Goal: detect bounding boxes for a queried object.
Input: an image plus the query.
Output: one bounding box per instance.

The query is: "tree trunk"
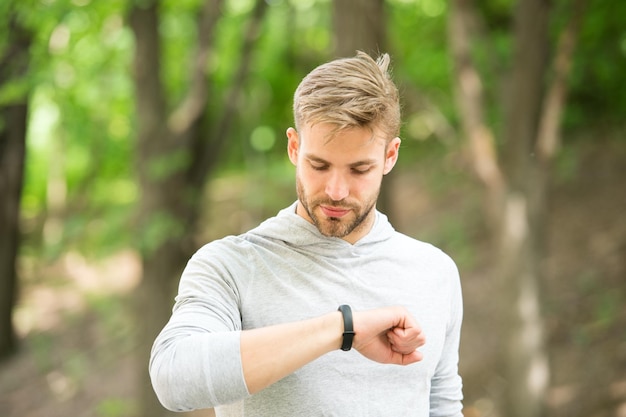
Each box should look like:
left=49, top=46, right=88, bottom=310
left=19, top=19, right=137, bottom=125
left=0, top=11, right=31, bottom=361
left=332, top=0, right=386, bottom=58
left=499, top=2, right=587, bottom=416
left=498, top=2, right=551, bottom=415
left=0, top=104, right=28, bottom=361
left=129, top=0, right=268, bottom=414
left=448, top=0, right=505, bottom=229
left=449, top=0, right=585, bottom=416
left=129, top=3, right=182, bottom=415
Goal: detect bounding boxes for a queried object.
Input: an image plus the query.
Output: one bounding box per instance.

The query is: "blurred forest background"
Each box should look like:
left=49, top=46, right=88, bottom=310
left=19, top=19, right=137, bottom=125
left=1, top=0, right=625, bottom=416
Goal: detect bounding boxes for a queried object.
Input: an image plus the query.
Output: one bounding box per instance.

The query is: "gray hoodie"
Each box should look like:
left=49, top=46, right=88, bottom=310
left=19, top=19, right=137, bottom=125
left=150, top=202, right=464, bottom=417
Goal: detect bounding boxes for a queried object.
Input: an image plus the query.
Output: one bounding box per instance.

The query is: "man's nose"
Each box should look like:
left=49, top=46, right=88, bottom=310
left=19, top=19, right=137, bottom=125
left=325, top=172, right=350, bottom=201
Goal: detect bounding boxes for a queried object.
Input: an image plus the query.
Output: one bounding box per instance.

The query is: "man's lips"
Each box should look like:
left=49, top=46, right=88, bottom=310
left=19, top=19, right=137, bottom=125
left=320, top=205, right=350, bottom=218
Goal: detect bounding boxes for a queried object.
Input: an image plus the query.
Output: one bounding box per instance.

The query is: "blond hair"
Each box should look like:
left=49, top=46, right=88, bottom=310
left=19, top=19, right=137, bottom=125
left=293, top=51, right=401, bottom=142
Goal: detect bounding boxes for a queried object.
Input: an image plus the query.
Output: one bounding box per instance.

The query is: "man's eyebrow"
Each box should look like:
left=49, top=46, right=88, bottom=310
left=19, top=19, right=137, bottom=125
left=304, top=154, right=378, bottom=167
left=304, top=154, right=328, bottom=164
left=348, top=159, right=378, bottom=168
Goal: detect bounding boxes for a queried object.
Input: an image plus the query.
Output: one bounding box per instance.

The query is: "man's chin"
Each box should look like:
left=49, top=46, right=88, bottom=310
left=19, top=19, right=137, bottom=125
left=315, top=218, right=352, bottom=239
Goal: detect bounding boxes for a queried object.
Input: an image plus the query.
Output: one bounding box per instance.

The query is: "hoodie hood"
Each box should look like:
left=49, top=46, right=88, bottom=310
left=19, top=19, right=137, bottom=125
left=246, top=201, right=396, bottom=257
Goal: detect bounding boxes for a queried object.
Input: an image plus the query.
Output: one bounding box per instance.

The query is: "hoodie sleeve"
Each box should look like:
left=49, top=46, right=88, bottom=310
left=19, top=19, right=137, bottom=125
left=149, top=239, right=251, bottom=411
left=429, top=256, right=464, bottom=417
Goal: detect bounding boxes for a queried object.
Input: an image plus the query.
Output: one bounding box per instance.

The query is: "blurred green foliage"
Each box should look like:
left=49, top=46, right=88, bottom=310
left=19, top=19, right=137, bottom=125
left=3, top=0, right=624, bottom=260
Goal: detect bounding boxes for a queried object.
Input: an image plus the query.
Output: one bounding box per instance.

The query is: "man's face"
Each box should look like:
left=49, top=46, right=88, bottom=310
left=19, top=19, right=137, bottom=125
left=287, top=123, right=400, bottom=244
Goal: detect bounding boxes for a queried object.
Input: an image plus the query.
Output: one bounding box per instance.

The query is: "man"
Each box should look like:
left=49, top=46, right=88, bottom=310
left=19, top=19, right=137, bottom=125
left=150, top=51, right=464, bottom=417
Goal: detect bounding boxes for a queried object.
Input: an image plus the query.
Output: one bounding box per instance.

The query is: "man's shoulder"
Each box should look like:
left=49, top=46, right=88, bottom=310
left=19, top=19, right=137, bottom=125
left=390, top=229, right=442, bottom=251
left=193, top=222, right=291, bottom=260
left=192, top=234, right=256, bottom=260
left=389, top=230, right=457, bottom=267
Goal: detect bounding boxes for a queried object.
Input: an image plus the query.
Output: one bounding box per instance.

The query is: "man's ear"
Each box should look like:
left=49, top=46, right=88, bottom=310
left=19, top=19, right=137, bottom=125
left=383, top=137, right=401, bottom=175
left=286, top=127, right=299, bottom=166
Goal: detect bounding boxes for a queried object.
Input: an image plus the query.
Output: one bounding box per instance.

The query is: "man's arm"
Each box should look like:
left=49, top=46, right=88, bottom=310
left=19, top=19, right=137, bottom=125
left=241, top=306, right=426, bottom=394
left=429, top=259, right=464, bottom=417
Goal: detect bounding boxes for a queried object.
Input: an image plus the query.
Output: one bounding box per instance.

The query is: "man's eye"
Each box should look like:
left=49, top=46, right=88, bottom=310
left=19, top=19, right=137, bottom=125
left=311, top=164, right=328, bottom=171
left=352, top=167, right=372, bottom=175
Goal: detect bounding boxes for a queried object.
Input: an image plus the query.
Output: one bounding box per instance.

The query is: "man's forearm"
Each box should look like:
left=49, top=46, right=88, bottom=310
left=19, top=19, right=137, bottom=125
left=241, top=311, right=344, bottom=394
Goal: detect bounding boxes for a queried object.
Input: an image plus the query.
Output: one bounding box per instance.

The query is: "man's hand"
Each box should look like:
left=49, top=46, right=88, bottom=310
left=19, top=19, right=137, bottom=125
left=352, top=306, right=425, bottom=365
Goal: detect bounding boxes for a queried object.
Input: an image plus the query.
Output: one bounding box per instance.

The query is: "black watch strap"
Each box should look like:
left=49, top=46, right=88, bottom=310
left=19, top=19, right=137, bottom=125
left=338, top=305, right=355, bottom=351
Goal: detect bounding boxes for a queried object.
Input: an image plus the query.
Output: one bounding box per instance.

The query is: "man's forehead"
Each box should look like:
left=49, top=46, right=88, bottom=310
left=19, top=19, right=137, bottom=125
left=300, top=123, right=387, bottom=147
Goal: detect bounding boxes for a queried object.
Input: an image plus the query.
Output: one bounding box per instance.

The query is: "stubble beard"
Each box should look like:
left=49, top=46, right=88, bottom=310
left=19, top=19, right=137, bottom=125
left=296, top=176, right=379, bottom=239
